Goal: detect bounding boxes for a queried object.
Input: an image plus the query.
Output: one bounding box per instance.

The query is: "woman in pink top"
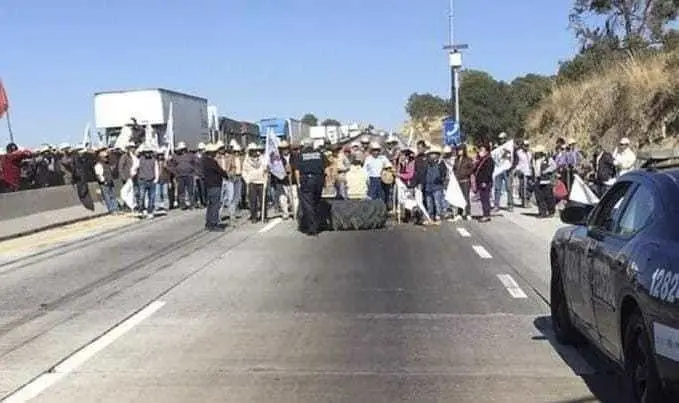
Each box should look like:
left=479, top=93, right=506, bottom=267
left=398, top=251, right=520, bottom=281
left=397, top=149, right=416, bottom=186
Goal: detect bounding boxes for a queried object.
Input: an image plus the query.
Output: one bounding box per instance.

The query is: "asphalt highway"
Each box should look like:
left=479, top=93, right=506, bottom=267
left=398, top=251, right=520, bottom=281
left=0, top=209, right=627, bottom=402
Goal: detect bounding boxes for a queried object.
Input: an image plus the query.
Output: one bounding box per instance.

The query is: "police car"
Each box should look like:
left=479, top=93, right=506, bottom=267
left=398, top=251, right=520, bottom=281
left=550, top=150, right=679, bottom=402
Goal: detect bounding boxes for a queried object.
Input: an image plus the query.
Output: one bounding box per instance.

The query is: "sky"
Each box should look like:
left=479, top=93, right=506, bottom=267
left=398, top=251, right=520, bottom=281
left=0, top=0, right=579, bottom=148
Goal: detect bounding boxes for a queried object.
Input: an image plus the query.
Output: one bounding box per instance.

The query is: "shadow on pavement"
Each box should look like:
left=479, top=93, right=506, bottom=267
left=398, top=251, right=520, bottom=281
left=533, top=315, right=630, bottom=403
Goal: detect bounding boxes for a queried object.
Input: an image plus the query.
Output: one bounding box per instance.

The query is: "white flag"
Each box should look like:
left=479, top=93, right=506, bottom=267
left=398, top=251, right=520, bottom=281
left=144, top=123, right=159, bottom=151
left=264, top=128, right=286, bottom=180
left=82, top=122, right=92, bottom=148
left=114, top=126, right=132, bottom=150
left=569, top=174, right=600, bottom=205
left=165, top=102, right=175, bottom=155
left=444, top=173, right=467, bottom=209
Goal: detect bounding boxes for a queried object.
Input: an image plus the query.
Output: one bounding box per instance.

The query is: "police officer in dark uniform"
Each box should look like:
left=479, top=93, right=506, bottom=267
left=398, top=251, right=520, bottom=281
left=294, top=139, right=326, bottom=235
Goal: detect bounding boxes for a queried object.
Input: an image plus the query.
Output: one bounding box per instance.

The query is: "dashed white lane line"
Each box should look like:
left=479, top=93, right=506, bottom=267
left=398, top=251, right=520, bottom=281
left=2, top=300, right=166, bottom=403
left=258, top=218, right=282, bottom=233
left=472, top=245, right=492, bottom=259
left=456, top=227, right=471, bottom=237
left=497, top=274, right=528, bottom=299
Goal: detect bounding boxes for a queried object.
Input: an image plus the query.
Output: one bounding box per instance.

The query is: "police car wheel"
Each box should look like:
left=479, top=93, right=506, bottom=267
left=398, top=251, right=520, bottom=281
left=623, top=311, right=666, bottom=403
left=550, top=268, right=584, bottom=345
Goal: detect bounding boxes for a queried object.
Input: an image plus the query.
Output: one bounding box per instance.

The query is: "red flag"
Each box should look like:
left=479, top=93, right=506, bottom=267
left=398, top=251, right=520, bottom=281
left=0, top=80, right=8, bottom=119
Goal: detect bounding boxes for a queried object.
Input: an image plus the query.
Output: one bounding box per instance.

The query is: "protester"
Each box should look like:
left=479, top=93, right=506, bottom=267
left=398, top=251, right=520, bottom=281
left=363, top=142, right=389, bottom=201
left=346, top=157, right=369, bottom=199
left=168, top=142, right=196, bottom=210
left=591, top=143, right=616, bottom=197
left=1, top=143, right=32, bottom=192
left=514, top=140, right=532, bottom=207
left=202, top=143, right=230, bottom=231
left=229, top=141, right=245, bottom=218
left=493, top=133, right=514, bottom=212
left=422, top=145, right=447, bottom=224
left=532, top=145, right=557, bottom=218
left=94, top=149, right=119, bottom=214
left=397, top=148, right=416, bottom=185
left=453, top=144, right=474, bottom=221
left=613, top=137, right=637, bottom=176
left=473, top=144, right=495, bottom=222
left=155, top=149, right=171, bottom=213
left=136, top=145, right=159, bottom=219
left=242, top=142, right=267, bottom=222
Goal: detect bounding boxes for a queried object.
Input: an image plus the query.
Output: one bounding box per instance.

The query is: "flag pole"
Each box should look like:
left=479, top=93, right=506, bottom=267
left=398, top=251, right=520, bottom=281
left=6, top=109, right=14, bottom=143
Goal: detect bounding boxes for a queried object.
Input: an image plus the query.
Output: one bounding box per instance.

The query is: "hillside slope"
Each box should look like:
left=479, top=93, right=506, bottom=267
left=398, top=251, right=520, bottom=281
left=526, top=51, right=679, bottom=152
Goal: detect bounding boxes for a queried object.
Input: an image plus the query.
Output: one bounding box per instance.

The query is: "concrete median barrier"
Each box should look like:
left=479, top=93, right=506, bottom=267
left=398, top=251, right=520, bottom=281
left=0, top=183, right=114, bottom=241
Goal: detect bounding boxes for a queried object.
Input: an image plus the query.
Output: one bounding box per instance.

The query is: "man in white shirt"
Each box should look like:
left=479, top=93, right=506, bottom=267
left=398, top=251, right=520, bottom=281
left=613, top=137, right=637, bottom=177
left=363, top=142, right=389, bottom=201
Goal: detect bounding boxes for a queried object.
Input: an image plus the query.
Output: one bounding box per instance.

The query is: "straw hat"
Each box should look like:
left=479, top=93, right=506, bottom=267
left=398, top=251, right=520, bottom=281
left=205, top=143, right=220, bottom=153
left=176, top=142, right=187, bottom=150
left=360, top=135, right=370, bottom=144
left=232, top=143, right=242, bottom=152
left=620, top=137, right=631, bottom=145
left=427, top=145, right=443, bottom=154
left=533, top=144, right=546, bottom=153
left=442, top=145, right=453, bottom=154
left=369, top=141, right=381, bottom=150
left=246, top=142, right=260, bottom=152
left=197, top=142, right=206, bottom=151
left=279, top=140, right=290, bottom=148
left=216, top=140, right=226, bottom=150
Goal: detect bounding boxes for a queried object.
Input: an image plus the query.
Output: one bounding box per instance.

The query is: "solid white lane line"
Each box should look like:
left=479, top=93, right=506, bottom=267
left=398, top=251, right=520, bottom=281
left=259, top=218, right=282, bottom=233
left=456, top=227, right=471, bottom=237
left=497, top=274, right=528, bottom=299
left=472, top=245, right=492, bottom=259
left=2, top=300, right=166, bottom=403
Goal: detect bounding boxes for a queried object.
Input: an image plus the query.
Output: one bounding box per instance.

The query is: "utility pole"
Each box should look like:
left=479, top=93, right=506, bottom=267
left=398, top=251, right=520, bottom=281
left=442, top=0, right=468, bottom=124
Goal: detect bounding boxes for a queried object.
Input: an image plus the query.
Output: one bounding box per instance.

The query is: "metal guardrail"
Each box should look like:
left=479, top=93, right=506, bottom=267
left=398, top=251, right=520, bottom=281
left=637, top=149, right=679, bottom=169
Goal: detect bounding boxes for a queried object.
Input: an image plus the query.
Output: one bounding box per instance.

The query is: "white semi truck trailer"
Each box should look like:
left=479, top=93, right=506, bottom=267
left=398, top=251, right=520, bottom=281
left=94, top=88, right=209, bottom=150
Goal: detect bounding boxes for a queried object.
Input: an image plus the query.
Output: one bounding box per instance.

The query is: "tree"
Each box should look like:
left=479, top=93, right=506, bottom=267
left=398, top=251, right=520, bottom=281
left=570, top=0, right=679, bottom=50
left=321, top=118, right=341, bottom=126
left=405, top=93, right=449, bottom=121
left=458, top=70, right=515, bottom=143
left=301, top=113, right=318, bottom=126
left=510, top=74, right=555, bottom=129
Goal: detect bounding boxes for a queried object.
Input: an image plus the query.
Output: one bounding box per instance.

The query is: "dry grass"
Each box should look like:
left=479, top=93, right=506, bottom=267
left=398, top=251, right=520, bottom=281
left=526, top=50, right=679, bottom=152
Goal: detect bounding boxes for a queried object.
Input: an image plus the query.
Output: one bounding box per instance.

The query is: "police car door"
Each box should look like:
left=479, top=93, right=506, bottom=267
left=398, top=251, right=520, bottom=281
left=593, top=182, right=656, bottom=358
left=585, top=181, right=635, bottom=353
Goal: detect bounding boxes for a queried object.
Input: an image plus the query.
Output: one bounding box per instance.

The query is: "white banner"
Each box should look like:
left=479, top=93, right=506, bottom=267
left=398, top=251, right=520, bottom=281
left=569, top=173, right=600, bottom=205
left=492, top=139, right=514, bottom=178
left=264, top=128, right=286, bottom=180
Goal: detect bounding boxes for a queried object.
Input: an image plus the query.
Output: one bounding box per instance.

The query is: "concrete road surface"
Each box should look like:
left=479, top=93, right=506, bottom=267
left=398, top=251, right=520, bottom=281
left=0, top=209, right=626, bottom=402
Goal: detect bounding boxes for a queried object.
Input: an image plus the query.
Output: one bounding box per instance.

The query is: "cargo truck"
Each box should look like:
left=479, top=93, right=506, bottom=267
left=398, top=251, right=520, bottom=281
left=258, top=118, right=309, bottom=145
left=94, top=88, right=209, bottom=150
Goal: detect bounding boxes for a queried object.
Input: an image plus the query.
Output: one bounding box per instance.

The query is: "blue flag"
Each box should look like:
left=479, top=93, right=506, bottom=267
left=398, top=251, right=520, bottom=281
left=443, top=117, right=463, bottom=146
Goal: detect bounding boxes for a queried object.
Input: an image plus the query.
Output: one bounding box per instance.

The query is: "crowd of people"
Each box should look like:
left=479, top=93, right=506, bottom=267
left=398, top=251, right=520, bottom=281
left=1, top=132, right=639, bottom=232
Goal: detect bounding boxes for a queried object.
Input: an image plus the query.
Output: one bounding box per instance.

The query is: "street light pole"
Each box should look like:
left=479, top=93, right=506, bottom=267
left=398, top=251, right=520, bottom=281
left=443, top=0, right=467, bottom=126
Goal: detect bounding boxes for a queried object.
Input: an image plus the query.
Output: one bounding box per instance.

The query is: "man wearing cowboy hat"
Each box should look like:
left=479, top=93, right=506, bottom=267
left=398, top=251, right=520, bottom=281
left=271, top=140, right=297, bottom=220
left=202, top=143, right=231, bottom=231
left=136, top=144, right=160, bottom=218
left=531, top=144, right=557, bottom=218
left=613, top=137, right=637, bottom=177
left=242, top=142, right=267, bottom=222
left=363, top=141, right=389, bottom=201
left=168, top=141, right=197, bottom=210
left=94, top=148, right=119, bottom=214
